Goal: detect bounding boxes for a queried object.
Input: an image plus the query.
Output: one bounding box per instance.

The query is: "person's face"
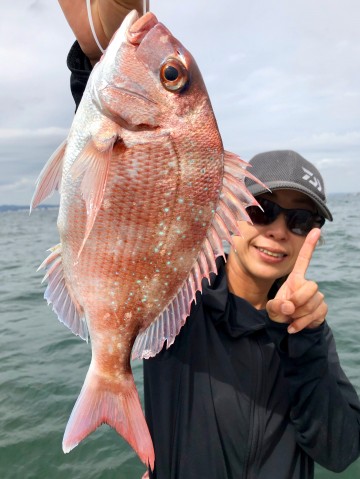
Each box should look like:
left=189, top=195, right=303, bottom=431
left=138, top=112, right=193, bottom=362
left=231, top=189, right=317, bottom=283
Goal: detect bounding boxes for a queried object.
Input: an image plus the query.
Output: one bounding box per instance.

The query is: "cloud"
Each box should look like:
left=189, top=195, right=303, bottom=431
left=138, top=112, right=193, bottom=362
left=0, top=177, right=34, bottom=193
left=0, top=0, right=359, bottom=204
left=0, top=127, right=70, bottom=140
left=0, top=126, right=67, bottom=204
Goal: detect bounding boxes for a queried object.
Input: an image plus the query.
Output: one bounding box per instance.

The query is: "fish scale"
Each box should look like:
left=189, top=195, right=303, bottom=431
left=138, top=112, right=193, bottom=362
left=31, top=10, right=264, bottom=471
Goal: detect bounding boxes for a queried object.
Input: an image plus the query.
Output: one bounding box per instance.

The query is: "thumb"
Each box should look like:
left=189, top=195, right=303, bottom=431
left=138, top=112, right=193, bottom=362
left=266, top=298, right=295, bottom=323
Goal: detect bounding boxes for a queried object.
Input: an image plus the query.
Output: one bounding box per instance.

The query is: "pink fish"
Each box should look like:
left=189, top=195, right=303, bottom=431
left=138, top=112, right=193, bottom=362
left=31, top=10, right=262, bottom=470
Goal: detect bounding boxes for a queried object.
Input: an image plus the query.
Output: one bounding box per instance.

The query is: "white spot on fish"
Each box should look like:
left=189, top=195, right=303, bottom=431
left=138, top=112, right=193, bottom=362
left=124, top=312, right=132, bottom=321
left=103, top=198, right=111, bottom=209
left=129, top=169, right=138, bottom=179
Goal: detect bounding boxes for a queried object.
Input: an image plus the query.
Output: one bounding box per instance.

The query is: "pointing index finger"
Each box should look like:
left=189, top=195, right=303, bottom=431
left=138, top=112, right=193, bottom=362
left=291, top=228, right=321, bottom=277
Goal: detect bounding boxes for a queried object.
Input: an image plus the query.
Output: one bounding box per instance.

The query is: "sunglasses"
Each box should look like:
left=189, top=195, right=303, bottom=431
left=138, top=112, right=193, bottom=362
left=246, top=197, right=325, bottom=236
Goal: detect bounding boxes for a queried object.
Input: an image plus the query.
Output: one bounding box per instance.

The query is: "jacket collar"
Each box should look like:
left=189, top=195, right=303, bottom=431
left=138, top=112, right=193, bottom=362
left=201, top=258, right=268, bottom=338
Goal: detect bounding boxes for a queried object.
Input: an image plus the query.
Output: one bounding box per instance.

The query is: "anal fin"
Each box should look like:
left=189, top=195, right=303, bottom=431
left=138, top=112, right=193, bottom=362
left=39, top=243, right=88, bottom=341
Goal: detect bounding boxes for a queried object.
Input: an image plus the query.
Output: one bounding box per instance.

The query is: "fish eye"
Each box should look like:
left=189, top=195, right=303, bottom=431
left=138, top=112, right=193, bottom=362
left=160, top=58, right=188, bottom=92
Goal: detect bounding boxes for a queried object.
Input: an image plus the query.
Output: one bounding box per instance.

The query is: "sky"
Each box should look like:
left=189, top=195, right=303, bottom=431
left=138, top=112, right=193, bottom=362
left=0, top=0, right=359, bottom=205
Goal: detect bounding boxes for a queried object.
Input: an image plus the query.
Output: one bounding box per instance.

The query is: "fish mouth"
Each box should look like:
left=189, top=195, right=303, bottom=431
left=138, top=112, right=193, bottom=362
left=103, top=11, right=158, bottom=61
left=93, top=11, right=160, bottom=125
left=127, top=11, right=159, bottom=45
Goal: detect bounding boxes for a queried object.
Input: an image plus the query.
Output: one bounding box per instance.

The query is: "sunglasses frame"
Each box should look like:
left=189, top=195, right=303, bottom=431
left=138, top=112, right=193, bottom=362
left=247, top=197, right=325, bottom=236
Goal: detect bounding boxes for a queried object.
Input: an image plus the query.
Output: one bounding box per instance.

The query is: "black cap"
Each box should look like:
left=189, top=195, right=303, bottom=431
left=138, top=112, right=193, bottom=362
left=245, top=150, right=333, bottom=221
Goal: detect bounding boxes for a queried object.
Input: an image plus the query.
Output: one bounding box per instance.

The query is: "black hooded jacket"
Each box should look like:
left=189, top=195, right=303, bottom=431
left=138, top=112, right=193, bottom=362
left=143, top=260, right=360, bottom=478
left=67, top=42, right=360, bottom=478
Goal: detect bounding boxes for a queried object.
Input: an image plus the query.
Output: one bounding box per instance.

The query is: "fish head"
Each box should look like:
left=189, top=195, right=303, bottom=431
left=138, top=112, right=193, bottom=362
left=91, top=11, right=215, bottom=132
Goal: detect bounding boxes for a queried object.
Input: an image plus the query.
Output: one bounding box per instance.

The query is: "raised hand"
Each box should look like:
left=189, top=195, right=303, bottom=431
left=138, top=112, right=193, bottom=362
left=58, top=0, right=144, bottom=64
left=266, top=228, right=328, bottom=333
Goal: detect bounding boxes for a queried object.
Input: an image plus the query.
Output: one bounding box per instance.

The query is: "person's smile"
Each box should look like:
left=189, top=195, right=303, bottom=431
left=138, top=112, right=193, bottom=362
left=253, top=244, right=288, bottom=262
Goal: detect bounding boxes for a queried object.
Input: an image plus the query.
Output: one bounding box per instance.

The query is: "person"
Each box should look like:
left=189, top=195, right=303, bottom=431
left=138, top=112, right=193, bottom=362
left=58, top=2, right=360, bottom=478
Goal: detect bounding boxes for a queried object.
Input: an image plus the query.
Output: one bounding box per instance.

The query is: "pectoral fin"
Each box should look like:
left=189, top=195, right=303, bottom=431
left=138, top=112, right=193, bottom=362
left=70, top=137, right=116, bottom=256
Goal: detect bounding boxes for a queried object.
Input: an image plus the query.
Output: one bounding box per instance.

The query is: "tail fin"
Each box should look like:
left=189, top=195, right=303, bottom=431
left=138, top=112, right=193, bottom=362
left=62, top=364, right=155, bottom=470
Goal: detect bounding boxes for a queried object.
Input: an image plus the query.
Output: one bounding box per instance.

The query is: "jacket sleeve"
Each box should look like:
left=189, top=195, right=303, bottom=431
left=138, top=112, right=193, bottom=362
left=66, top=41, right=93, bottom=111
left=266, top=319, right=360, bottom=472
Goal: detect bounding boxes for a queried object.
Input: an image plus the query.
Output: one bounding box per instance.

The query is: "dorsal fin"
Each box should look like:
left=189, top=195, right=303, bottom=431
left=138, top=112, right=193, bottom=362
left=38, top=244, right=88, bottom=341
left=30, top=140, right=66, bottom=212
left=132, top=151, right=264, bottom=359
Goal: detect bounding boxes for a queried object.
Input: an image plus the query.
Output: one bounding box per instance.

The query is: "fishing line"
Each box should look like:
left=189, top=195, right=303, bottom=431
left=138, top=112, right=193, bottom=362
left=87, top=1, right=150, bottom=54
left=86, top=0, right=105, bottom=54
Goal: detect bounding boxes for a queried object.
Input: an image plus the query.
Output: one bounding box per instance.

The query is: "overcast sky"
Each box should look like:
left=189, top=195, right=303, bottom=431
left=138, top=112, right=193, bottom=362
left=1, top=0, right=359, bottom=205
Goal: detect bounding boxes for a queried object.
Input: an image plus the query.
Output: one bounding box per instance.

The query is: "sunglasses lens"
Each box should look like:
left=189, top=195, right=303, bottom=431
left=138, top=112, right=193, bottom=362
left=247, top=198, right=325, bottom=236
left=248, top=198, right=279, bottom=225
left=287, top=210, right=314, bottom=236
left=287, top=211, right=325, bottom=236
left=247, top=202, right=275, bottom=225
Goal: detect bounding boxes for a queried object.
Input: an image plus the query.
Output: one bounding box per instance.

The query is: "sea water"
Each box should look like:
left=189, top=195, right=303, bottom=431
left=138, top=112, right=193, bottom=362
left=0, top=193, right=359, bottom=478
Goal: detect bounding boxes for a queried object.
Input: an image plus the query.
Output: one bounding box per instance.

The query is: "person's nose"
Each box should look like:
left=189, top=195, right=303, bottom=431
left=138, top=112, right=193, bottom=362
left=264, top=213, right=289, bottom=240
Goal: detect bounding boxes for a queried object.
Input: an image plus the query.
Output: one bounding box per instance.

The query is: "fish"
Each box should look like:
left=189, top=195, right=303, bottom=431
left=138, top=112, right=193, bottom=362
left=31, top=10, right=263, bottom=470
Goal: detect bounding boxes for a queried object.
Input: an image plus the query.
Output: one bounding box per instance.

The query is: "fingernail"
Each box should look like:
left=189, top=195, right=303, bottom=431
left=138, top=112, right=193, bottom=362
left=288, top=326, right=296, bottom=334
left=281, top=304, right=292, bottom=315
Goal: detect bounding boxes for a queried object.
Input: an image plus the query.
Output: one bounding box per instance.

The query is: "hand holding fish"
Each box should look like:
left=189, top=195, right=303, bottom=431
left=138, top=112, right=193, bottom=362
left=266, top=228, right=327, bottom=333
left=58, top=0, right=143, bottom=64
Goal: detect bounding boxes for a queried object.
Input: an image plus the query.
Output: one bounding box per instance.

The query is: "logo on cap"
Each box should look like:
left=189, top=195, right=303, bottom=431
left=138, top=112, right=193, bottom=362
left=301, top=167, right=322, bottom=192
